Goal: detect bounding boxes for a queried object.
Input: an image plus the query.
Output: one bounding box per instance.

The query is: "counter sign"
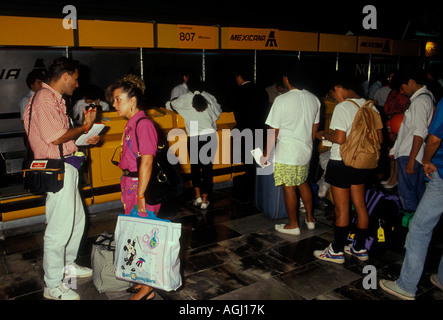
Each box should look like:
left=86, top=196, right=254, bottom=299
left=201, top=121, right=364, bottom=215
left=157, top=24, right=218, bottom=49
left=221, top=27, right=318, bottom=51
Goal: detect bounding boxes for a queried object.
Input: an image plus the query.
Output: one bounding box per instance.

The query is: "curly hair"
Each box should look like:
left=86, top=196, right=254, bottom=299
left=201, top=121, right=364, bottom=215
left=106, top=74, right=146, bottom=107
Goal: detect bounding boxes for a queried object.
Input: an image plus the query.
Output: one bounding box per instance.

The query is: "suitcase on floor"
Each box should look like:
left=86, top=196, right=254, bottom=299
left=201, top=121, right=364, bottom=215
left=254, top=165, right=288, bottom=220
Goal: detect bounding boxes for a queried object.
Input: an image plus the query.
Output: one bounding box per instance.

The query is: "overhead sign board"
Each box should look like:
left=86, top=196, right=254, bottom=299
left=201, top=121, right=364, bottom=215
left=392, top=40, right=421, bottom=56
left=319, top=34, right=357, bottom=53
left=78, top=20, right=154, bottom=48
left=0, top=16, right=74, bottom=46
left=357, top=36, right=392, bottom=55
left=221, top=27, right=318, bottom=51
left=157, top=24, right=218, bottom=49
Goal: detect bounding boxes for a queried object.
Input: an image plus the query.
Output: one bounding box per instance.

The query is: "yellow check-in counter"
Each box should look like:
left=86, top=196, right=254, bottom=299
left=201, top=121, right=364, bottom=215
left=88, top=108, right=243, bottom=202
left=1, top=108, right=243, bottom=222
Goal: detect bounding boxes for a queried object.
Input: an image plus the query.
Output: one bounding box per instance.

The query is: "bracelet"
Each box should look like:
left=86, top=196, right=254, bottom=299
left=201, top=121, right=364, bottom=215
left=83, top=124, right=89, bottom=134
left=137, top=195, right=145, bottom=200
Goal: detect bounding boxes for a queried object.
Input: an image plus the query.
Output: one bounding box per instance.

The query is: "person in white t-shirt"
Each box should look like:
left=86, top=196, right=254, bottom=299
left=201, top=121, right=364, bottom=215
left=166, top=90, right=222, bottom=209
left=389, top=69, right=435, bottom=213
left=72, top=85, right=109, bottom=125
left=19, top=70, right=45, bottom=121
left=170, top=71, right=191, bottom=101
left=313, top=75, right=383, bottom=264
left=373, top=72, right=393, bottom=108
left=262, top=72, right=321, bottom=236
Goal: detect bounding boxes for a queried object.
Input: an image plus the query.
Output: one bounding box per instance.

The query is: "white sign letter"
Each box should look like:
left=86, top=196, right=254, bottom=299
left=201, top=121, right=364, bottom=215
left=362, top=5, right=377, bottom=30
left=63, top=5, right=77, bottom=30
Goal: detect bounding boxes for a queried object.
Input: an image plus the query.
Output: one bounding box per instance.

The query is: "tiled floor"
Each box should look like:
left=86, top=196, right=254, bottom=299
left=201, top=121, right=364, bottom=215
left=1, top=186, right=442, bottom=303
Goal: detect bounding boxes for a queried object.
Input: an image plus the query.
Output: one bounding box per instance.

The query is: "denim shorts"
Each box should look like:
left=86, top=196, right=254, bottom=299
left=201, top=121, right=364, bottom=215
left=325, top=160, right=371, bottom=188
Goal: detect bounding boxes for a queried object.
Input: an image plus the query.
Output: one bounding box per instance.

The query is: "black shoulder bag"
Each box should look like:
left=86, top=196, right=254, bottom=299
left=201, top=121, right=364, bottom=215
left=117, top=116, right=183, bottom=205
left=22, top=92, right=65, bottom=194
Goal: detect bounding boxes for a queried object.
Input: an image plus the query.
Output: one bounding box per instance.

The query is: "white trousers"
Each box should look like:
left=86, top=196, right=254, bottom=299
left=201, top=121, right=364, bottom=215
left=43, top=163, right=86, bottom=288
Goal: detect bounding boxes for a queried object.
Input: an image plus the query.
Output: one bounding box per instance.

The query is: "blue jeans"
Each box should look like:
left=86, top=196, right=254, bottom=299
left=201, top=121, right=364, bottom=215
left=397, top=156, right=426, bottom=212
left=396, top=171, right=443, bottom=295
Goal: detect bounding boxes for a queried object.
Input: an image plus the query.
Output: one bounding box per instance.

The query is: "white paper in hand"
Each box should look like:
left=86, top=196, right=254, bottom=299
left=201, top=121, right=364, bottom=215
left=75, top=123, right=105, bottom=146
left=251, top=148, right=271, bottom=168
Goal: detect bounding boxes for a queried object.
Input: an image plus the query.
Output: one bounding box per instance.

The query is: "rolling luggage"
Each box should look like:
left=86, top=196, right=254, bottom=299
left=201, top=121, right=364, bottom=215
left=254, top=164, right=288, bottom=220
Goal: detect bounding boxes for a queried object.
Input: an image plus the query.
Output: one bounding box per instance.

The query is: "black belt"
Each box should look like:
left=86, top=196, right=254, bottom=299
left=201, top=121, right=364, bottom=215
left=122, top=169, right=138, bottom=177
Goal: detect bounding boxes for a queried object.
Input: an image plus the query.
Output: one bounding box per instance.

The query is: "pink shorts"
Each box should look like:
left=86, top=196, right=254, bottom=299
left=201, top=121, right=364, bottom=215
left=121, top=176, right=161, bottom=216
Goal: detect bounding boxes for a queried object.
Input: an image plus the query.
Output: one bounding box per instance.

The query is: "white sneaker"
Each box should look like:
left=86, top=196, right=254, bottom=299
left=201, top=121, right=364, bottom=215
left=192, top=197, right=202, bottom=207
left=44, top=285, right=80, bottom=300
left=313, top=244, right=345, bottom=264
left=299, top=198, right=306, bottom=213
left=65, top=263, right=92, bottom=278
left=305, top=218, right=316, bottom=230
left=275, top=224, right=300, bottom=236
left=200, top=201, right=210, bottom=210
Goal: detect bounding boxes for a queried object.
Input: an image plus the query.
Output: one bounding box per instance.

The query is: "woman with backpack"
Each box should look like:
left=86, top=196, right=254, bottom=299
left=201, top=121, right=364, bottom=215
left=313, top=75, right=383, bottom=264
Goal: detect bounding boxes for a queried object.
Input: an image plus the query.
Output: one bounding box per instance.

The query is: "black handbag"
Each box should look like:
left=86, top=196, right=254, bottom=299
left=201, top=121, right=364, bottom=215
left=134, top=117, right=183, bottom=205
left=113, top=116, right=183, bottom=205
left=22, top=92, right=65, bottom=194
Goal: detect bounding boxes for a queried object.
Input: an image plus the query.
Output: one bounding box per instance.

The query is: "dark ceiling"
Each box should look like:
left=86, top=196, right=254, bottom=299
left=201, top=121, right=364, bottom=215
left=0, top=0, right=442, bottom=40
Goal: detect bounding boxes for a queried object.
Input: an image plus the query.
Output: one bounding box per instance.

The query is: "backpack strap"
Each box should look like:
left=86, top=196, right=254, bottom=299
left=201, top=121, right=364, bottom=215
left=415, top=92, right=435, bottom=104
left=346, top=99, right=375, bottom=131
left=346, top=99, right=375, bottom=109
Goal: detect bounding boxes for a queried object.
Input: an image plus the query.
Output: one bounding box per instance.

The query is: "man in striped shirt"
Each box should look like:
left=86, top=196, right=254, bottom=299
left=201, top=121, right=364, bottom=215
left=23, top=57, right=100, bottom=300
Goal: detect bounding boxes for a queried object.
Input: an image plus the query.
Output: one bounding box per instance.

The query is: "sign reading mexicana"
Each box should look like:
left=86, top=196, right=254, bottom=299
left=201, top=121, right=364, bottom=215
left=230, top=34, right=266, bottom=42
left=229, top=31, right=277, bottom=47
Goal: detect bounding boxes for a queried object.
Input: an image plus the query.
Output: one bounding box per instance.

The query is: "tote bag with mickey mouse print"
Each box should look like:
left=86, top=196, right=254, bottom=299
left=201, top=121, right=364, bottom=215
left=114, top=210, right=182, bottom=291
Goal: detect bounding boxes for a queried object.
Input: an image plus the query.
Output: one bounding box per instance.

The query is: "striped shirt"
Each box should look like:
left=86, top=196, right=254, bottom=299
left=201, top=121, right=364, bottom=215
left=23, top=83, right=77, bottom=159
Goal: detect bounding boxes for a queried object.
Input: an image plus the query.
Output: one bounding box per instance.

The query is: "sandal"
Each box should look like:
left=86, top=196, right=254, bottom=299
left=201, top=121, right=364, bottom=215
left=126, top=284, right=141, bottom=294
left=130, top=289, right=155, bottom=300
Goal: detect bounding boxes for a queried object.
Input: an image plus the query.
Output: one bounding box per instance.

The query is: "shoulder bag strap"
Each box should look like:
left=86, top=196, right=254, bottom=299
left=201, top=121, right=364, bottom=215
left=134, top=116, right=161, bottom=156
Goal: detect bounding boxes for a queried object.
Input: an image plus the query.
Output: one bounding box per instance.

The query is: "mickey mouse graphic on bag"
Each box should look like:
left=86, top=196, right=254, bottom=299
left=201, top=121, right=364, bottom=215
left=123, top=239, right=137, bottom=266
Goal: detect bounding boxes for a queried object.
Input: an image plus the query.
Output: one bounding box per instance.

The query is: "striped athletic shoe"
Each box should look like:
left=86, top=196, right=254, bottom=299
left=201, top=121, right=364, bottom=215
left=344, top=242, right=369, bottom=261
left=313, top=243, right=345, bottom=264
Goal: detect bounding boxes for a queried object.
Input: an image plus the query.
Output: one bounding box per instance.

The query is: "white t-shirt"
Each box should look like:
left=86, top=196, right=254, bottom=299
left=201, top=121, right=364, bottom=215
left=374, top=86, right=391, bottom=107
left=72, top=99, right=109, bottom=125
left=329, top=98, right=380, bottom=161
left=390, top=86, right=434, bottom=163
left=166, top=91, right=222, bottom=136
left=170, top=83, right=189, bottom=100
left=19, top=90, right=34, bottom=120
left=265, top=89, right=321, bottom=165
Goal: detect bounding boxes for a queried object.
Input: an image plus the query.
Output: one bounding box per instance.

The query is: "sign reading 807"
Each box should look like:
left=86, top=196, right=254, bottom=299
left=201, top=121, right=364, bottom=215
left=179, top=32, right=196, bottom=41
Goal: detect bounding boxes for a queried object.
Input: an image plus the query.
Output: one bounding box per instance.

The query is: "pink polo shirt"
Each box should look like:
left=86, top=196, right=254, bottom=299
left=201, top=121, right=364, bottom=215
left=23, top=83, right=77, bottom=159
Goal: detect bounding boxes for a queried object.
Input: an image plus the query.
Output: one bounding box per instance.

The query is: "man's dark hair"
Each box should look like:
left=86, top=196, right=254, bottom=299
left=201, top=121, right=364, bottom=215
left=283, top=66, right=307, bottom=89
left=391, top=67, right=426, bottom=90
left=26, top=69, right=46, bottom=89
left=192, top=93, right=209, bottom=112
left=327, top=72, right=363, bottom=96
left=235, top=66, right=251, bottom=81
left=47, top=57, right=79, bottom=81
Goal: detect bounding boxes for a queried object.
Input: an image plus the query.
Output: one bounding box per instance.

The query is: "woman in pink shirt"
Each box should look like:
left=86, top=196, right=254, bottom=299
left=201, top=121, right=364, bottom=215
left=109, top=75, right=158, bottom=300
